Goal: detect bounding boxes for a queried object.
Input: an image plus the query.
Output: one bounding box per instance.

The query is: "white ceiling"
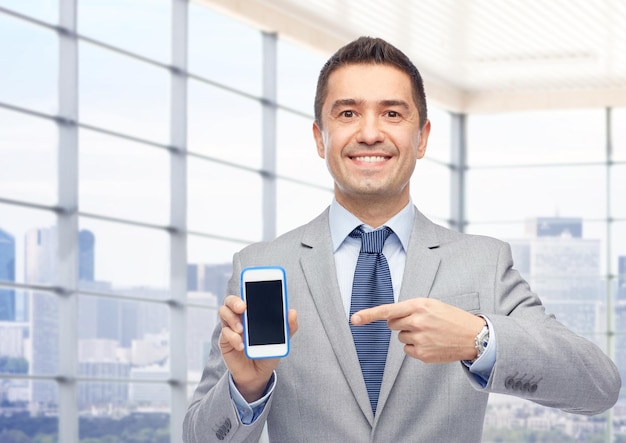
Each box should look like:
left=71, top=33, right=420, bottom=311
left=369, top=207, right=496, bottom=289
left=199, top=0, right=626, bottom=114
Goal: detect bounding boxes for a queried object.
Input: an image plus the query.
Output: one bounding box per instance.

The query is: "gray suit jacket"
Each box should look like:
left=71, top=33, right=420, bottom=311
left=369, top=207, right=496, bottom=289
left=183, top=207, right=620, bottom=443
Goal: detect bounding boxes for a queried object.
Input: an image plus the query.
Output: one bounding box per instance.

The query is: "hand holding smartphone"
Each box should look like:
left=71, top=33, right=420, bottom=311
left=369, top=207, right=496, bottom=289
left=240, top=266, right=290, bottom=359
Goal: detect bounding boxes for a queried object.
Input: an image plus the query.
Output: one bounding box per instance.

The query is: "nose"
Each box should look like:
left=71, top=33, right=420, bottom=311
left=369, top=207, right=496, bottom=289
left=355, top=115, right=384, bottom=145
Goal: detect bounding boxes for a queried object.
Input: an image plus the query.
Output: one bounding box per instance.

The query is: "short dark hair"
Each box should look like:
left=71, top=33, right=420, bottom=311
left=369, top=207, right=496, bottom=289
left=314, top=36, right=428, bottom=128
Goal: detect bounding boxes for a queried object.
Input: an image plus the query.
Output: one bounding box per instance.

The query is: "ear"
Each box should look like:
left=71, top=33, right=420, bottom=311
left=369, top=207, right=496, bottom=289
left=313, top=121, right=326, bottom=159
left=416, top=119, right=431, bottom=159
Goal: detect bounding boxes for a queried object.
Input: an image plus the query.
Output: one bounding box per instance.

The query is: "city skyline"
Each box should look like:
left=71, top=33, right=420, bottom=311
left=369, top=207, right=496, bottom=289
left=0, top=223, right=221, bottom=415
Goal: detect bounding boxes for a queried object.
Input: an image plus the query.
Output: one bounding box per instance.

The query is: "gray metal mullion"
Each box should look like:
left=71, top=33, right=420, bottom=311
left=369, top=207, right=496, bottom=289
left=262, top=32, right=278, bottom=241
left=605, top=106, right=615, bottom=443
left=169, top=1, right=189, bottom=442
left=450, top=112, right=466, bottom=233
left=57, top=0, right=79, bottom=442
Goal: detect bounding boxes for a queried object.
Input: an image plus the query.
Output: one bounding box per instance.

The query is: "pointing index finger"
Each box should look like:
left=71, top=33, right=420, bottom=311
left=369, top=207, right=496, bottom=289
left=351, top=302, right=411, bottom=325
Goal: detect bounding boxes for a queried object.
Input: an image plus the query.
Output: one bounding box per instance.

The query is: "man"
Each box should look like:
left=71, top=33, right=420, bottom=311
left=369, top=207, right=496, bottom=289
left=183, top=36, right=620, bottom=443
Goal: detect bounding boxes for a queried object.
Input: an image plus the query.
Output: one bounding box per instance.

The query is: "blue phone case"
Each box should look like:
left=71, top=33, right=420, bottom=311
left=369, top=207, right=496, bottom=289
left=240, top=266, right=290, bottom=359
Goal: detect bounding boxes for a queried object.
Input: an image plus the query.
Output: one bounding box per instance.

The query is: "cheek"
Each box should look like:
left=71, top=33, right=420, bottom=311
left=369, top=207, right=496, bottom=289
left=321, top=137, right=341, bottom=159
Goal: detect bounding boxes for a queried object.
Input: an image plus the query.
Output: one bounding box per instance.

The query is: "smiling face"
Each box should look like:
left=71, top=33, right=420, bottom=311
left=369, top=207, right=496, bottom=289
left=313, top=63, right=430, bottom=221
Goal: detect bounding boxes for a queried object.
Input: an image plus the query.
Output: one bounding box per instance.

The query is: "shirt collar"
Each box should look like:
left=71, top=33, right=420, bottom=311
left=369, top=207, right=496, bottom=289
left=329, top=198, right=414, bottom=253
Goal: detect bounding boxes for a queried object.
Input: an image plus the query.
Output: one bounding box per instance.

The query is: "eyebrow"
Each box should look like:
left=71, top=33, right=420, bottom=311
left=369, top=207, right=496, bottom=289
left=329, top=98, right=411, bottom=114
left=379, top=99, right=411, bottom=110
left=329, top=98, right=361, bottom=114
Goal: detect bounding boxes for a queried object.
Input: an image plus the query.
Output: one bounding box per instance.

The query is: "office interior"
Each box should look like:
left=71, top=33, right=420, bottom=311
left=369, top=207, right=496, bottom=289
left=0, top=1, right=625, bottom=442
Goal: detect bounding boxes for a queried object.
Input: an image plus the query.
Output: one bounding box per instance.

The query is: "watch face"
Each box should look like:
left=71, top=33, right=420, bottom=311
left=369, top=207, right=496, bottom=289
left=476, top=325, right=489, bottom=354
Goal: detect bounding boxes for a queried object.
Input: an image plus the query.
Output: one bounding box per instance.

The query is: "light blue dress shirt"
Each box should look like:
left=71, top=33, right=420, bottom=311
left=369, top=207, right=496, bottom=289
left=230, top=199, right=496, bottom=423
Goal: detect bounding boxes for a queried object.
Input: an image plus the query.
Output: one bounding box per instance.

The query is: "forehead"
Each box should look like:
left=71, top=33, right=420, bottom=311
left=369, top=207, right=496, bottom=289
left=324, top=63, right=415, bottom=108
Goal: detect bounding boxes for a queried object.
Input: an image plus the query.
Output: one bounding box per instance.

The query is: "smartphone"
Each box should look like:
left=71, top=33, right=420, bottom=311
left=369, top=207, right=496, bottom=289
left=240, top=266, right=289, bottom=359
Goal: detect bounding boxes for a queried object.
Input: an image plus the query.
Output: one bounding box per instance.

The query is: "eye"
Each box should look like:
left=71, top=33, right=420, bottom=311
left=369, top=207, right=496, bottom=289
left=340, top=110, right=355, bottom=118
left=386, top=110, right=400, bottom=118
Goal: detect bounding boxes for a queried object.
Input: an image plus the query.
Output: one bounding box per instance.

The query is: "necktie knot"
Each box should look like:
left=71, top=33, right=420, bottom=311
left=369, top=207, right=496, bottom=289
left=349, top=226, right=392, bottom=254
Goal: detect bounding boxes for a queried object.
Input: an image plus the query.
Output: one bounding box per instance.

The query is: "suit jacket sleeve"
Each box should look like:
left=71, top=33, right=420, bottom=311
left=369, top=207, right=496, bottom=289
left=470, top=241, right=621, bottom=415
left=183, top=252, right=270, bottom=443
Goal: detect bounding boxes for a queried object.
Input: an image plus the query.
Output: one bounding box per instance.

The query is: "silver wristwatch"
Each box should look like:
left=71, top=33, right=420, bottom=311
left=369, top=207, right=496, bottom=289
left=474, top=323, right=490, bottom=360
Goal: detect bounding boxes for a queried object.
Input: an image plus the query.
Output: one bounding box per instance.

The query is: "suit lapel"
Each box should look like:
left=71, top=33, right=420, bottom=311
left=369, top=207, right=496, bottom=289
left=376, top=208, right=441, bottom=418
left=299, top=210, right=375, bottom=424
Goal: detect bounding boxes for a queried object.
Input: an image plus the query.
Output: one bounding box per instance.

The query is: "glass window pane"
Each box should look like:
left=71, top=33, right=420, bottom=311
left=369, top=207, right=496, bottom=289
left=187, top=235, right=241, bottom=308
left=78, top=378, right=129, bottom=411
left=79, top=42, right=170, bottom=144
left=611, top=163, right=626, bottom=218
left=613, top=107, right=626, bottom=161
left=79, top=129, right=170, bottom=225
left=467, top=109, right=606, bottom=166
left=188, top=3, right=261, bottom=96
left=580, top=221, right=609, bottom=275
left=0, top=1, right=58, bottom=23
left=0, top=285, right=25, bottom=323
left=410, top=159, right=450, bottom=221
left=0, top=380, right=59, bottom=425
left=188, top=235, right=243, bottom=268
left=484, top=387, right=609, bottom=441
left=0, top=290, right=51, bottom=382
left=0, top=14, right=57, bottom=113
left=0, top=110, right=57, bottom=205
left=187, top=159, right=263, bottom=241
left=9, top=222, right=98, bottom=288
left=187, top=306, right=218, bottom=377
left=276, top=110, right=330, bottom=188
left=78, top=384, right=170, bottom=437
left=466, top=165, right=606, bottom=222
left=277, top=37, right=327, bottom=114
left=425, top=104, right=451, bottom=164
left=130, top=380, right=170, bottom=406
left=78, top=0, right=171, bottom=64
left=471, top=220, right=609, bottom=275
left=30, top=290, right=60, bottom=378
left=78, top=218, right=169, bottom=295
left=20, top=219, right=57, bottom=285
left=465, top=222, right=527, bottom=239
left=0, top=374, right=31, bottom=410
left=78, top=296, right=169, bottom=356
left=187, top=80, right=262, bottom=168
left=616, top=299, right=626, bottom=334
left=530, top=277, right=605, bottom=334
left=276, top=179, right=332, bottom=235
left=613, top=221, right=626, bottom=283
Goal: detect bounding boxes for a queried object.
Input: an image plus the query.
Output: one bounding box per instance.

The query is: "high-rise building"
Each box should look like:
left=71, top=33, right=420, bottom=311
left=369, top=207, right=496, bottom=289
left=79, top=230, right=95, bottom=281
left=509, top=217, right=601, bottom=334
left=129, top=364, right=170, bottom=408
left=618, top=256, right=626, bottom=301
left=0, top=228, right=16, bottom=321
left=525, top=217, right=583, bottom=239
left=25, top=227, right=58, bottom=409
left=25, top=226, right=95, bottom=409
left=186, top=264, right=225, bottom=377
left=187, top=263, right=232, bottom=306
left=78, top=361, right=130, bottom=409
left=187, top=291, right=218, bottom=374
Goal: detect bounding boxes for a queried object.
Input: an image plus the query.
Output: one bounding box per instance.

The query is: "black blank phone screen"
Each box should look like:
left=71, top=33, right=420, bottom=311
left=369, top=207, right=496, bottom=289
left=245, top=280, right=286, bottom=345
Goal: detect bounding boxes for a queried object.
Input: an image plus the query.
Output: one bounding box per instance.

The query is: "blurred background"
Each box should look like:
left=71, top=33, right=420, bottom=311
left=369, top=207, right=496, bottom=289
left=0, top=0, right=625, bottom=442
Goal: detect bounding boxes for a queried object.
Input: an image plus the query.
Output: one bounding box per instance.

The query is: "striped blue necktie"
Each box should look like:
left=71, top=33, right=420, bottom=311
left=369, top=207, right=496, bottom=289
left=349, top=226, right=394, bottom=415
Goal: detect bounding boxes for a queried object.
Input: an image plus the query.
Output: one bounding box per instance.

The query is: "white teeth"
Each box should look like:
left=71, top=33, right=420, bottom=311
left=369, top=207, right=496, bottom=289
left=354, top=156, right=387, bottom=162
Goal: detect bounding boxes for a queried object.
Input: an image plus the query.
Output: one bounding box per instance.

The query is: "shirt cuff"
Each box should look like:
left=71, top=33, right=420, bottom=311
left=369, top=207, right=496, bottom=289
left=228, top=372, right=276, bottom=425
left=466, top=315, right=497, bottom=388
